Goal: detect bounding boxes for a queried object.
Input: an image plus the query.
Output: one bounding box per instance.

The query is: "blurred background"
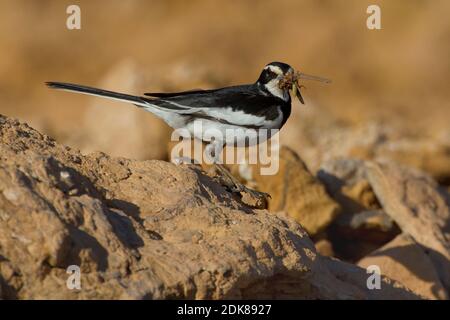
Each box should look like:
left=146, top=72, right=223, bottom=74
left=0, top=0, right=449, bottom=182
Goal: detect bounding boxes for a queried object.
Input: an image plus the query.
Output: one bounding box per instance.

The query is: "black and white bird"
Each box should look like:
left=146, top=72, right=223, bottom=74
left=47, top=61, right=330, bottom=201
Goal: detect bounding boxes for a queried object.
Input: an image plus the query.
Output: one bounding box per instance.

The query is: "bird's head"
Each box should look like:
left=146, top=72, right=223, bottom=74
left=257, top=61, right=331, bottom=104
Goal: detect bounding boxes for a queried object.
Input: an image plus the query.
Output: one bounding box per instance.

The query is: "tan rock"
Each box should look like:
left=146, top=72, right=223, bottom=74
left=375, top=139, right=450, bottom=185
left=366, top=161, right=450, bottom=293
left=322, top=257, right=418, bottom=300
left=314, top=238, right=335, bottom=257
left=283, top=111, right=450, bottom=185
left=281, top=115, right=389, bottom=172
left=358, top=234, right=448, bottom=300
left=318, top=158, right=380, bottom=214
left=318, top=159, right=403, bottom=261
left=253, top=146, right=341, bottom=236
left=332, top=210, right=400, bottom=244
left=0, top=115, right=419, bottom=299
left=166, top=140, right=268, bottom=209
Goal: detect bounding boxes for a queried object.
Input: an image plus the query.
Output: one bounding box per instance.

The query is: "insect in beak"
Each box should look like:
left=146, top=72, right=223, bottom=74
left=280, top=70, right=331, bottom=104
left=291, top=82, right=305, bottom=104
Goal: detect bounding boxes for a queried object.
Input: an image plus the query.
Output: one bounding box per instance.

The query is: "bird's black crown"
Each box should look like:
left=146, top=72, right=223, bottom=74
left=266, top=62, right=293, bottom=73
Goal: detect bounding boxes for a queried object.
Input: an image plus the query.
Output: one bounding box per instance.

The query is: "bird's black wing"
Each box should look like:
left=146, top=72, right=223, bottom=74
left=146, top=85, right=286, bottom=127
left=144, top=88, right=221, bottom=98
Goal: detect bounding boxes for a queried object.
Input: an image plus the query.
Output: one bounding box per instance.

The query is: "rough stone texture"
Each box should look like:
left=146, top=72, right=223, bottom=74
left=332, top=210, right=400, bottom=244
left=366, top=161, right=450, bottom=294
left=280, top=110, right=389, bottom=172
left=317, top=159, right=400, bottom=261
left=314, top=237, right=335, bottom=257
left=318, top=158, right=380, bottom=215
left=0, top=115, right=419, bottom=299
left=358, top=234, right=448, bottom=300
left=321, top=257, right=420, bottom=300
left=375, top=139, right=450, bottom=186
left=252, top=147, right=341, bottom=236
left=282, top=111, right=450, bottom=185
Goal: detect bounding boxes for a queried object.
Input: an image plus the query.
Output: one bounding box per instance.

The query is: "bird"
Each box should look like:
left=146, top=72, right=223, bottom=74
left=46, top=61, right=330, bottom=203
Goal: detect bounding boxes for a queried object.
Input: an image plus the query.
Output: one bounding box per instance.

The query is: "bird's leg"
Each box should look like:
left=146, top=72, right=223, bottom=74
left=206, top=141, right=270, bottom=202
left=205, top=141, right=239, bottom=190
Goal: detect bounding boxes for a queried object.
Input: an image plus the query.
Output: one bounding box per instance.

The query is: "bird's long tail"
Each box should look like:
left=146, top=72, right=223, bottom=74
left=46, top=81, right=201, bottom=115
left=45, top=82, right=148, bottom=107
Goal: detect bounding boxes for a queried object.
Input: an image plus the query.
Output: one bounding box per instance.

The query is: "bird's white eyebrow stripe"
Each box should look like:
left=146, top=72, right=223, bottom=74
left=264, top=65, right=283, bottom=75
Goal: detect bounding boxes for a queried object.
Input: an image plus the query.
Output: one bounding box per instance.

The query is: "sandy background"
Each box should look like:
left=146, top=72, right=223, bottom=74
left=0, top=0, right=449, bottom=168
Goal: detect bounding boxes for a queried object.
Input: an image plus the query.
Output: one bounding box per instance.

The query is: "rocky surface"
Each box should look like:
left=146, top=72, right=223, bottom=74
left=252, top=147, right=341, bottom=236
left=0, top=115, right=420, bottom=299
left=331, top=210, right=400, bottom=244
left=318, top=158, right=380, bottom=215
left=358, top=234, right=448, bottom=300
left=314, top=157, right=450, bottom=300
left=366, top=161, right=450, bottom=293
left=317, top=159, right=400, bottom=261
left=281, top=108, right=450, bottom=186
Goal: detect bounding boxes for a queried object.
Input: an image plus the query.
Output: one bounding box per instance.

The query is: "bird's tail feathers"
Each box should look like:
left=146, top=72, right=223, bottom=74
left=45, top=82, right=148, bottom=107
left=45, top=81, right=202, bottom=115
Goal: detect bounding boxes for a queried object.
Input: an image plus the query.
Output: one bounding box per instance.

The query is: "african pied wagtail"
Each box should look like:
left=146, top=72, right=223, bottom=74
left=47, top=62, right=330, bottom=202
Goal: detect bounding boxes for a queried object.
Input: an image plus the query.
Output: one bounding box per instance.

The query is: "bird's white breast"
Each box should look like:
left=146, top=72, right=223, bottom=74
left=263, top=79, right=290, bottom=101
left=144, top=103, right=283, bottom=146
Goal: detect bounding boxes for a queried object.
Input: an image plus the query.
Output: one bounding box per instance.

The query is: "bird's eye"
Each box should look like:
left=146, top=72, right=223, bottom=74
left=265, top=70, right=277, bottom=81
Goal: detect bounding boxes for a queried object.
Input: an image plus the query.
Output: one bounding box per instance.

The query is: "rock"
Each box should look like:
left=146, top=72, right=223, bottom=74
left=332, top=210, right=400, bottom=244
left=358, top=234, right=448, bottom=300
left=281, top=115, right=390, bottom=172
left=374, top=139, right=450, bottom=186
left=166, top=140, right=269, bottom=209
left=319, top=158, right=369, bottom=186
left=283, top=111, right=450, bottom=186
left=253, top=146, right=341, bottom=236
left=321, top=257, right=418, bottom=300
left=314, top=236, right=335, bottom=257
left=168, top=143, right=342, bottom=230
left=366, top=161, right=450, bottom=294
left=318, top=158, right=380, bottom=214
left=318, top=159, right=400, bottom=261
left=0, top=115, right=419, bottom=299
left=327, top=238, right=381, bottom=263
